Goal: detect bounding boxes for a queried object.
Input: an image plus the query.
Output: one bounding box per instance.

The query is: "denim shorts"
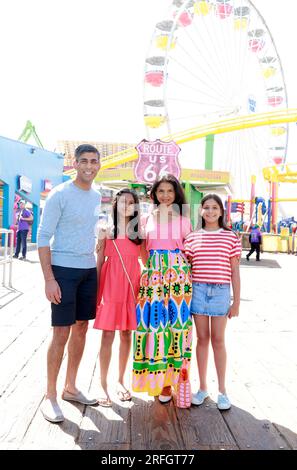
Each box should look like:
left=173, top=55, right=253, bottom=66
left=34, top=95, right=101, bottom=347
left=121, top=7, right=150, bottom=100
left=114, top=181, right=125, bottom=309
left=191, top=282, right=231, bottom=317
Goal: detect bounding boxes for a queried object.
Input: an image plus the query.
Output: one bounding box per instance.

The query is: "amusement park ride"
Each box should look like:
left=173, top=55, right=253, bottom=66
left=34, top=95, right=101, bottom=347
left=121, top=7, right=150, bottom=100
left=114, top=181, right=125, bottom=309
left=18, top=120, right=44, bottom=149
left=65, top=1, right=297, bottom=246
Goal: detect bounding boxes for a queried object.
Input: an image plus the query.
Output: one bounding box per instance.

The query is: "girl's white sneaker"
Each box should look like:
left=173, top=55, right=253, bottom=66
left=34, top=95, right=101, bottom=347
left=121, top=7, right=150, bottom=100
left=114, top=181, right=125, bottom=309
left=217, top=393, right=231, bottom=410
left=191, top=390, right=209, bottom=405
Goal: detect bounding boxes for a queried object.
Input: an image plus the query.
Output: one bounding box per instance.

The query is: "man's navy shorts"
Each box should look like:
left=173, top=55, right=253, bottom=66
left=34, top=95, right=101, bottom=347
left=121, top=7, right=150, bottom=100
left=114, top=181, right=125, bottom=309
left=51, top=265, right=97, bottom=327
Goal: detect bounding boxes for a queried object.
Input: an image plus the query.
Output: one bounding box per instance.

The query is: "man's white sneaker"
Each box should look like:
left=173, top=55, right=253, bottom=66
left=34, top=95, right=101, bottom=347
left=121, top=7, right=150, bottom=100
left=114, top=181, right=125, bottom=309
left=41, top=398, right=64, bottom=423
left=217, top=393, right=231, bottom=410
left=191, top=390, right=209, bottom=406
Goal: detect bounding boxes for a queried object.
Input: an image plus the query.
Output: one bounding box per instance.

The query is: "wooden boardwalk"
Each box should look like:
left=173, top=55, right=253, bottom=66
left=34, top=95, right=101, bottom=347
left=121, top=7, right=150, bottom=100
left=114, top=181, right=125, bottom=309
left=0, top=250, right=297, bottom=450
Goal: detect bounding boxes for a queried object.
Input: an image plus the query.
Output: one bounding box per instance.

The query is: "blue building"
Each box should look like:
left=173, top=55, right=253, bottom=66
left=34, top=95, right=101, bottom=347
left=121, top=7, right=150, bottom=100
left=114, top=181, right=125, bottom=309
left=0, top=135, right=65, bottom=242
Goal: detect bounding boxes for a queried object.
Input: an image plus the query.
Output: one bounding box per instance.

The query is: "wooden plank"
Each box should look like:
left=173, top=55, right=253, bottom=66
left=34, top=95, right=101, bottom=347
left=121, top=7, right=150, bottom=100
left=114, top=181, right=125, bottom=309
left=273, top=423, right=297, bottom=451
left=77, top=331, right=132, bottom=450
left=0, top=287, right=45, bottom=324
left=0, top=287, right=22, bottom=309
left=223, top=398, right=290, bottom=450
left=74, top=442, right=130, bottom=450
left=19, top=403, right=83, bottom=450
left=1, top=251, right=297, bottom=451
left=70, top=327, right=98, bottom=396
left=78, top=402, right=131, bottom=450
left=0, top=339, right=49, bottom=448
left=221, top=383, right=290, bottom=450
left=251, top=333, right=297, bottom=400
left=245, top=382, right=297, bottom=449
left=201, top=445, right=237, bottom=450
left=228, top=333, right=297, bottom=449
left=175, top=338, right=237, bottom=450
left=0, top=316, right=50, bottom=396
left=0, top=304, right=48, bottom=353
left=131, top=396, right=185, bottom=450
left=176, top=398, right=238, bottom=450
left=0, top=260, right=44, bottom=323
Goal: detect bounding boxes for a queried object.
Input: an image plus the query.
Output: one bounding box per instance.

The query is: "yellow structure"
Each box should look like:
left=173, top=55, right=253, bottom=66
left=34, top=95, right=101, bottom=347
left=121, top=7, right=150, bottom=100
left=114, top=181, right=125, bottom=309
left=262, top=233, right=292, bottom=253
left=263, top=164, right=297, bottom=184
left=95, top=109, right=297, bottom=170
left=64, top=167, right=230, bottom=186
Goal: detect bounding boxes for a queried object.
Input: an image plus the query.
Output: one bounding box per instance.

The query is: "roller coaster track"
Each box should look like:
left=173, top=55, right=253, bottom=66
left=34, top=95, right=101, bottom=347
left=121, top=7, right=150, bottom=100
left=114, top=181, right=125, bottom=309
left=99, top=109, right=297, bottom=170
left=63, top=109, right=297, bottom=176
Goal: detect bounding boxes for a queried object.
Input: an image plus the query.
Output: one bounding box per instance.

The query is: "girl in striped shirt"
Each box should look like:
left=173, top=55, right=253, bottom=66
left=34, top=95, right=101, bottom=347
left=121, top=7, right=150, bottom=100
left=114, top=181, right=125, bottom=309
left=184, top=194, right=241, bottom=410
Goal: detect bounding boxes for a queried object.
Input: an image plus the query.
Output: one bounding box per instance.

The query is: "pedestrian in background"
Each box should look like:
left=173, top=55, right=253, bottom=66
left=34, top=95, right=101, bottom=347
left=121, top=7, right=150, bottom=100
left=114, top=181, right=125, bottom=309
left=13, top=200, right=33, bottom=260
left=246, top=224, right=262, bottom=261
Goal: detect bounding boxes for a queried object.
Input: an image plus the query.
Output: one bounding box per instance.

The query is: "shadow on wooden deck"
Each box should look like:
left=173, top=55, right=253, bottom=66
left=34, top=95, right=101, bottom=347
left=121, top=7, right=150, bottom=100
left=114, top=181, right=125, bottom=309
left=19, top=395, right=296, bottom=451
left=0, top=286, right=23, bottom=309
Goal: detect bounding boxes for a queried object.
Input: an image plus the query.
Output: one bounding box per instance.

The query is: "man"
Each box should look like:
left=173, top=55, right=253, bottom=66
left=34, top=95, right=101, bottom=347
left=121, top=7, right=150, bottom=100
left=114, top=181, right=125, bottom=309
left=37, top=144, right=101, bottom=423
left=13, top=200, right=33, bottom=260
left=246, top=224, right=262, bottom=261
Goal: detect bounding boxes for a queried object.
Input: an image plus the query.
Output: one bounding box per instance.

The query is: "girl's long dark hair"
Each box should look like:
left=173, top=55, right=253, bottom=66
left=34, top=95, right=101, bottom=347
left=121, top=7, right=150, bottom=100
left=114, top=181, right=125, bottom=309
left=201, top=193, right=231, bottom=231
left=150, top=174, right=187, bottom=215
left=112, top=188, right=142, bottom=245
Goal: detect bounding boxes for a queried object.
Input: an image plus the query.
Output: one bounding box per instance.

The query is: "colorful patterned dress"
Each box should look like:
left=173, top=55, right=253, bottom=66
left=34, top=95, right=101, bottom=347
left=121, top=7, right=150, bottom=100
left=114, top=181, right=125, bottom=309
left=132, top=214, right=193, bottom=396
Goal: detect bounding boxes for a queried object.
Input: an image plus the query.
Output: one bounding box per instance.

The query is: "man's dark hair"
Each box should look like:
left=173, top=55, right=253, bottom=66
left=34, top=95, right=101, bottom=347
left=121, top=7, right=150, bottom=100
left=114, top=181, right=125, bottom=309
left=74, top=144, right=100, bottom=161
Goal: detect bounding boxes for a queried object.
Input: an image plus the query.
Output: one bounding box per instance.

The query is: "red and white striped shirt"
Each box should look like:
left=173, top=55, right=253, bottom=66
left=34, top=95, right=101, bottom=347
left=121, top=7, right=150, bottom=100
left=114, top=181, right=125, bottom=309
left=184, top=229, right=241, bottom=284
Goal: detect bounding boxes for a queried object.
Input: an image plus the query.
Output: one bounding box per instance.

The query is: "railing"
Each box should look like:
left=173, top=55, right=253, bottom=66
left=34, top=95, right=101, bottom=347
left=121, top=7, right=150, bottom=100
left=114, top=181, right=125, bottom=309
left=0, top=229, right=13, bottom=288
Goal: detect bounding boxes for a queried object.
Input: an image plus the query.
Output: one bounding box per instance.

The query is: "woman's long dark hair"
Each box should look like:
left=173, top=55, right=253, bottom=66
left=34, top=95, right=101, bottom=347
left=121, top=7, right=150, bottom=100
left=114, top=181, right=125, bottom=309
left=150, top=174, right=187, bottom=215
left=112, top=188, right=142, bottom=245
left=200, top=193, right=231, bottom=231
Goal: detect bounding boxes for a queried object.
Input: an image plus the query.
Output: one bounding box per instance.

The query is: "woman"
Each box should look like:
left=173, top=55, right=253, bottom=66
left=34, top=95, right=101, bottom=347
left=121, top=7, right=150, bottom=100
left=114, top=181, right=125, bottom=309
left=132, top=174, right=192, bottom=403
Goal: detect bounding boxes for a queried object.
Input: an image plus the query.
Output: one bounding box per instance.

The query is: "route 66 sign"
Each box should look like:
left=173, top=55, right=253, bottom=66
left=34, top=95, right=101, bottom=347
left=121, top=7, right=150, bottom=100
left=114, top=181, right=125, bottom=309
left=134, top=139, right=181, bottom=183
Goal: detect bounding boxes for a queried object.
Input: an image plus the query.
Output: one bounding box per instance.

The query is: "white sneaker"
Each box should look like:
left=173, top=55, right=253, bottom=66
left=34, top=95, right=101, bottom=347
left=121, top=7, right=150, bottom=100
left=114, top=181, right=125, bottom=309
left=158, top=394, right=172, bottom=403
left=191, top=390, right=209, bottom=405
left=41, top=398, right=64, bottom=423
left=217, top=393, right=231, bottom=410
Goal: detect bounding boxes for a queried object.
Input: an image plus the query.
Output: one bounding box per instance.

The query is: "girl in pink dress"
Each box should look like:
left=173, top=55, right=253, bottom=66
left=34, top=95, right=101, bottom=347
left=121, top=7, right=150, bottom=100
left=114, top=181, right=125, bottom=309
left=94, top=189, right=142, bottom=407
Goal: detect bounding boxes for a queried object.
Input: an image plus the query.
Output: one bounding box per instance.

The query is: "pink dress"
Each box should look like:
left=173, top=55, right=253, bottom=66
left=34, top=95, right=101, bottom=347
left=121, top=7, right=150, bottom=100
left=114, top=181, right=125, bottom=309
left=144, top=214, right=192, bottom=250
left=93, top=237, right=141, bottom=331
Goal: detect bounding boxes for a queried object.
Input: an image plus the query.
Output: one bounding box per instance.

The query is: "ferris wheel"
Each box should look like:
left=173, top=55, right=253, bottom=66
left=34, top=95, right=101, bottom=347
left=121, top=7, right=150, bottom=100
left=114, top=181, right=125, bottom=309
left=143, top=0, right=288, bottom=199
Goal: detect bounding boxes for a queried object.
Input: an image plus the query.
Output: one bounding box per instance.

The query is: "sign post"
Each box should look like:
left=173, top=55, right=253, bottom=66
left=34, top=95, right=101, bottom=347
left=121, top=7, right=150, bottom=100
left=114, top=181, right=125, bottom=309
left=134, top=139, right=181, bottom=183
